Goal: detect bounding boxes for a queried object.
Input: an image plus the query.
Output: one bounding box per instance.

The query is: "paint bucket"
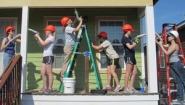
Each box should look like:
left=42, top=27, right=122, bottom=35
left=63, top=78, right=76, bottom=94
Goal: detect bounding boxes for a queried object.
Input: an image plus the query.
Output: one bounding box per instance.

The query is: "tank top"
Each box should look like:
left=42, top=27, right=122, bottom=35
left=169, top=45, right=180, bottom=63
left=4, top=37, right=15, bottom=55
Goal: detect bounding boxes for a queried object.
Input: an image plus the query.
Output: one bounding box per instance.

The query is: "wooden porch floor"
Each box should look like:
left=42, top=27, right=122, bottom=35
left=24, top=88, right=158, bottom=95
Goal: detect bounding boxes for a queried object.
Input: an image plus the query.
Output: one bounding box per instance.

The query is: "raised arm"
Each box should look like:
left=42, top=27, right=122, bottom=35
left=34, top=34, right=52, bottom=47
left=73, top=17, right=83, bottom=32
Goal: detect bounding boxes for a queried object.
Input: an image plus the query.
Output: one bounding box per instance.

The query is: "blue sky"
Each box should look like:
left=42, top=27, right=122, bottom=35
left=154, top=0, right=185, bottom=32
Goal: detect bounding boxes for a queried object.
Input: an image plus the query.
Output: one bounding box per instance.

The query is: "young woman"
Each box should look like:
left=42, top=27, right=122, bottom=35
left=34, top=25, right=56, bottom=93
left=91, top=31, right=122, bottom=92
left=0, top=26, right=21, bottom=71
left=156, top=30, right=185, bottom=102
left=121, top=24, right=139, bottom=93
left=60, top=16, right=82, bottom=81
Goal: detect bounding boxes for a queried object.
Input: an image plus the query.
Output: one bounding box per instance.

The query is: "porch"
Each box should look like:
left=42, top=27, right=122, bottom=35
left=0, top=0, right=159, bottom=105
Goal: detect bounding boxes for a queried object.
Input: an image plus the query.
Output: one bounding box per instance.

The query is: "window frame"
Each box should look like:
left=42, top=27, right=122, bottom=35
left=0, top=17, right=18, bottom=72
left=44, top=16, right=74, bottom=70
left=95, top=16, right=127, bottom=71
left=159, top=50, right=165, bottom=68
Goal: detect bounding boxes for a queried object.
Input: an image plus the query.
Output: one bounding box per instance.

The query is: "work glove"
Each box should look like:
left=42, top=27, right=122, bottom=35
left=134, top=38, right=140, bottom=44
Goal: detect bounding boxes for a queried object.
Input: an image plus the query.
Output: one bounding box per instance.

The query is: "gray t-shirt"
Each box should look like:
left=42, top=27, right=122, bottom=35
left=100, top=40, right=119, bottom=59
left=169, top=45, right=180, bottom=63
left=65, top=26, right=75, bottom=45
left=43, top=36, right=55, bottom=56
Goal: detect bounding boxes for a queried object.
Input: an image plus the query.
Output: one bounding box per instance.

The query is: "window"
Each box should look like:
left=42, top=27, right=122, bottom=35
left=0, top=17, right=17, bottom=73
left=97, top=18, right=126, bottom=70
left=46, top=20, right=64, bottom=69
left=160, top=51, right=165, bottom=68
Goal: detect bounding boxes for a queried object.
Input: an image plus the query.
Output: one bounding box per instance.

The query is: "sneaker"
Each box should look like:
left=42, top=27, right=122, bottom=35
left=44, top=89, right=53, bottom=94
left=103, top=85, right=111, bottom=90
left=114, top=85, right=122, bottom=92
left=38, top=88, right=47, bottom=93
left=123, top=88, right=130, bottom=93
left=129, top=88, right=140, bottom=93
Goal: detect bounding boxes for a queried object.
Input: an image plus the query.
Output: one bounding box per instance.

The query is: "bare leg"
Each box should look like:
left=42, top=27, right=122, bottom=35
left=110, top=65, right=120, bottom=86
left=124, top=63, right=133, bottom=89
left=130, top=65, right=137, bottom=89
left=46, top=64, right=53, bottom=89
left=41, top=63, right=47, bottom=89
left=106, top=66, right=111, bottom=86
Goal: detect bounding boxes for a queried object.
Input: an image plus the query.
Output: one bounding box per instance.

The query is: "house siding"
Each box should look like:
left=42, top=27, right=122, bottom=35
left=0, top=8, right=142, bottom=91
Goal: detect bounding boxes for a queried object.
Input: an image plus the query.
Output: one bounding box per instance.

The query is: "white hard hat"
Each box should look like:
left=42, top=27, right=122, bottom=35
left=167, top=30, right=179, bottom=38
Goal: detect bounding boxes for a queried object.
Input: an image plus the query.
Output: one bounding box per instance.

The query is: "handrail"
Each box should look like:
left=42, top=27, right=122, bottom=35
left=0, top=55, right=22, bottom=105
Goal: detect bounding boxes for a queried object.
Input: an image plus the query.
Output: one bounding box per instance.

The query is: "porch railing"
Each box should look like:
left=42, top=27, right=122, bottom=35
left=0, top=55, right=22, bottom=105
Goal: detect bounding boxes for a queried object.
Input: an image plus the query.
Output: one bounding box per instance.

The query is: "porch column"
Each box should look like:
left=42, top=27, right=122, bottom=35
left=140, top=18, right=146, bottom=88
left=145, top=5, right=158, bottom=93
left=137, top=8, right=146, bottom=88
left=20, top=6, right=29, bottom=93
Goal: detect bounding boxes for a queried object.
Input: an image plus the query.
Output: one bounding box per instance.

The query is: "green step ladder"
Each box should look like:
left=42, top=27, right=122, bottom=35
left=59, top=9, right=102, bottom=92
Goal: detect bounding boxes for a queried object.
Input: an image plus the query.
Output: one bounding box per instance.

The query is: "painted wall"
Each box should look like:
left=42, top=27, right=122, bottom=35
left=0, top=8, right=142, bottom=91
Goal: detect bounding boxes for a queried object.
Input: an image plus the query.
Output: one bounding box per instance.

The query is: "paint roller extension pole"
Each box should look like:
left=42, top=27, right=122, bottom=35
left=28, top=28, right=39, bottom=34
left=74, top=8, right=79, bottom=19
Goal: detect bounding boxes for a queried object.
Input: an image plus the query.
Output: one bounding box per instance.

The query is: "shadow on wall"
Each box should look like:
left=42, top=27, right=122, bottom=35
left=27, top=62, right=61, bottom=90
left=27, top=62, right=39, bottom=90
left=135, top=67, right=142, bottom=89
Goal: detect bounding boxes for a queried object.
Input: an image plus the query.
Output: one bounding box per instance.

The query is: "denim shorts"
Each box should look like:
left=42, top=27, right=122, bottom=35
left=3, top=53, right=14, bottom=70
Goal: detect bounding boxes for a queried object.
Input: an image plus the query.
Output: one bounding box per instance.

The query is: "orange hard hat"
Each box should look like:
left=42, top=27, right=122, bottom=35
left=98, top=31, right=107, bottom=39
left=6, top=26, right=15, bottom=35
left=122, top=24, right=134, bottom=32
left=45, top=25, right=56, bottom=32
left=61, top=17, right=70, bottom=26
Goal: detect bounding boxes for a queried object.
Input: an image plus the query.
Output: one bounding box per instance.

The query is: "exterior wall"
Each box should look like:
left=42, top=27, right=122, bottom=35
left=0, top=0, right=154, bottom=7
left=178, top=26, right=185, bottom=55
left=0, top=8, right=142, bottom=91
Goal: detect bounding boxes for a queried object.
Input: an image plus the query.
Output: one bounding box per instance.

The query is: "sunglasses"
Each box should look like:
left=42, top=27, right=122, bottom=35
left=167, top=35, right=172, bottom=37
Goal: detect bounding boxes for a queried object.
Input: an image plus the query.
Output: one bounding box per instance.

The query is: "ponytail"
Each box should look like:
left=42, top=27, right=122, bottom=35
left=62, top=26, right=66, bottom=33
left=52, top=32, right=56, bottom=39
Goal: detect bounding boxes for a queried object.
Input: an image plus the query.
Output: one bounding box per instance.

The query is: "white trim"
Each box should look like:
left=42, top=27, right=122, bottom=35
left=145, top=5, right=158, bottom=93
left=21, top=94, right=159, bottom=105
left=20, top=6, right=29, bottom=93
left=140, top=17, right=146, bottom=88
